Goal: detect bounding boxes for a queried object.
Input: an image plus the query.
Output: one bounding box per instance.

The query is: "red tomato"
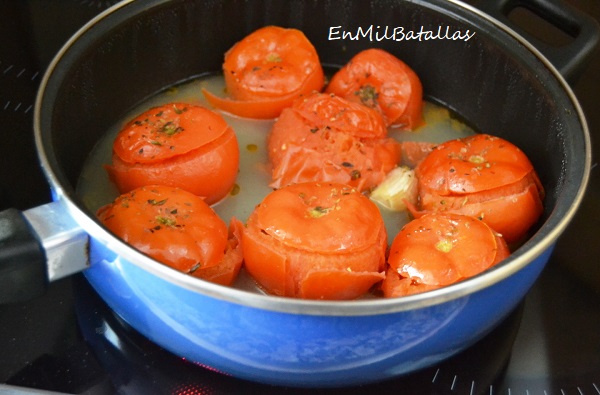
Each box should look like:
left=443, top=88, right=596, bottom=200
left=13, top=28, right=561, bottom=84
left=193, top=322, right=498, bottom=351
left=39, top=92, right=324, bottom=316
left=105, top=102, right=239, bottom=205
left=382, top=213, right=510, bottom=297
left=408, top=134, right=545, bottom=243
left=267, top=92, right=402, bottom=191
left=242, top=182, right=386, bottom=300
left=202, top=26, right=324, bottom=119
left=326, top=48, right=423, bottom=129
left=97, top=185, right=243, bottom=285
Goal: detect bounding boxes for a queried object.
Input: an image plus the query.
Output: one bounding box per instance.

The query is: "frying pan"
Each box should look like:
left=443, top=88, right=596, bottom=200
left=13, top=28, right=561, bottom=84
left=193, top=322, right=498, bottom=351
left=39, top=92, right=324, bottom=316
left=0, top=0, right=597, bottom=387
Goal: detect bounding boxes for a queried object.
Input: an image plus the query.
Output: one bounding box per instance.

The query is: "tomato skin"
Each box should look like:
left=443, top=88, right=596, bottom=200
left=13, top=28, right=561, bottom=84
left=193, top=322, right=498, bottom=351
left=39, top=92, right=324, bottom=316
left=285, top=92, right=389, bottom=139
left=400, top=141, right=436, bottom=167
left=382, top=213, right=510, bottom=297
left=96, top=185, right=243, bottom=285
left=242, top=182, right=387, bottom=300
left=196, top=218, right=245, bottom=286
left=105, top=103, right=239, bottom=205
left=202, top=26, right=324, bottom=119
left=267, top=92, right=402, bottom=192
left=202, top=88, right=313, bottom=120
left=326, top=48, right=423, bottom=129
left=410, top=134, right=544, bottom=243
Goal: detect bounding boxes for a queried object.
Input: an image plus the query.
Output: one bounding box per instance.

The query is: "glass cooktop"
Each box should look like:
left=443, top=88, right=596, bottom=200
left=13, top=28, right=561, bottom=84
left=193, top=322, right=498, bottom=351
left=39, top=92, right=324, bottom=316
left=1, top=1, right=599, bottom=394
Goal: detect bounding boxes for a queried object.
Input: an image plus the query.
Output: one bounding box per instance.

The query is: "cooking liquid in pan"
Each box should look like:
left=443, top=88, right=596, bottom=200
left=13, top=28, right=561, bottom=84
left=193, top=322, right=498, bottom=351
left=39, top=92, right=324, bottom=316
left=77, top=74, right=475, bottom=295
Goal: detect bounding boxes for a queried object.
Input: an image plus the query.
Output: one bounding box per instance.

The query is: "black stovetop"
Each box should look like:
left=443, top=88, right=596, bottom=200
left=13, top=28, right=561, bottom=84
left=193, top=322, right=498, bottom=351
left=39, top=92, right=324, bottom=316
left=1, top=1, right=599, bottom=394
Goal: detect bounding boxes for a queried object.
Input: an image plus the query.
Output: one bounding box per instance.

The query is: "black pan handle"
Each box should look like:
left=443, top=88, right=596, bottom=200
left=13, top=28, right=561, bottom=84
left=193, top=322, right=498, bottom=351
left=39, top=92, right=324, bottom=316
left=0, top=209, right=47, bottom=304
left=0, top=202, right=89, bottom=304
left=473, top=0, right=600, bottom=83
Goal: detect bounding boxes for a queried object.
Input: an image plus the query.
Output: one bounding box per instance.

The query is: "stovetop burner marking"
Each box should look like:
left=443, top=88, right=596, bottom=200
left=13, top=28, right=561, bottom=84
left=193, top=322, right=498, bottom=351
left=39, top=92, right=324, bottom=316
left=432, top=368, right=440, bottom=383
left=1, top=59, right=40, bottom=81
left=79, top=0, right=120, bottom=8
left=2, top=101, right=31, bottom=113
left=0, top=59, right=40, bottom=115
left=451, top=374, right=458, bottom=390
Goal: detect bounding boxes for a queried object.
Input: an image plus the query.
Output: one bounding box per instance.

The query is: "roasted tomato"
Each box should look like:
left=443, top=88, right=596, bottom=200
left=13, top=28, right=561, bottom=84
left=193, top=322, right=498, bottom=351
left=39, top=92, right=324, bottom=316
left=202, top=26, right=324, bottom=119
left=97, top=185, right=243, bottom=285
left=382, top=212, right=510, bottom=297
left=242, top=182, right=386, bottom=300
left=408, top=133, right=544, bottom=243
left=326, top=48, right=423, bottom=129
left=267, top=92, right=402, bottom=192
left=105, top=102, right=239, bottom=205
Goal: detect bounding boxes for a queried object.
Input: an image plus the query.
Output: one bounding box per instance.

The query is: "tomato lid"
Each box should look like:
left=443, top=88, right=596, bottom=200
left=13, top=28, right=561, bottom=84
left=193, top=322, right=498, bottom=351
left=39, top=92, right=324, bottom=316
left=389, top=213, right=500, bottom=286
left=251, top=182, right=385, bottom=253
left=417, top=134, right=535, bottom=194
left=292, top=92, right=388, bottom=139
left=223, top=26, right=322, bottom=100
left=113, top=103, right=230, bottom=164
